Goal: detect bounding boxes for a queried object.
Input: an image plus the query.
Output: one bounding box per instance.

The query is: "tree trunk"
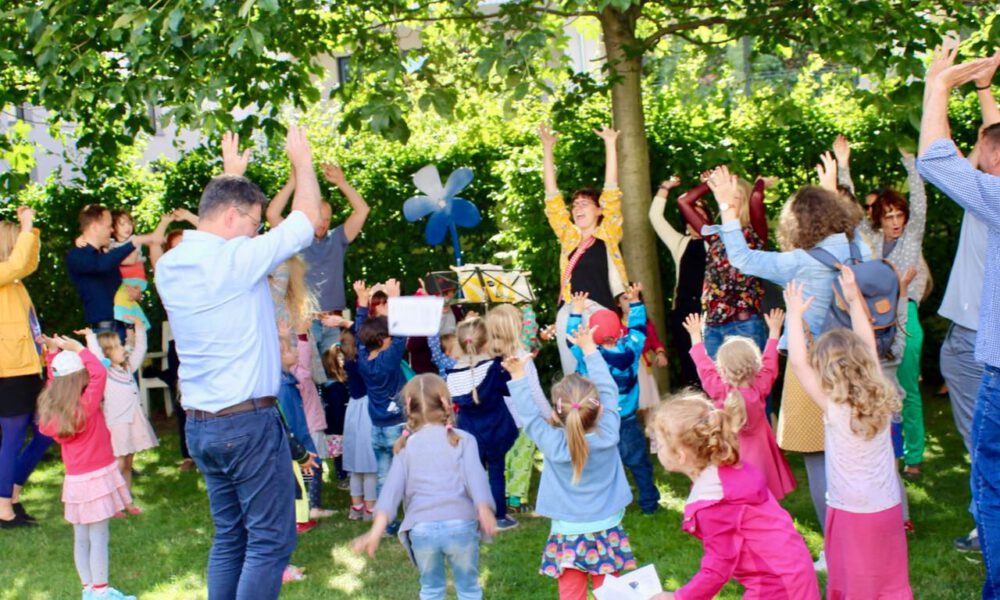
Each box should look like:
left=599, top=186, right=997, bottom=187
left=600, top=6, right=669, bottom=391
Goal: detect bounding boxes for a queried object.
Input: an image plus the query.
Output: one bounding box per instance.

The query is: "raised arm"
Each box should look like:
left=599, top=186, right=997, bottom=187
left=539, top=124, right=560, bottom=197
left=266, top=172, right=295, bottom=227
left=748, top=177, right=768, bottom=241
left=285, top=126, right=323, bottom=228
left=126, top=319, right=148, bottom=374
left=323, top=164, right=370, bottom=242
left=832, top=134, right=855, bottom=194
left=784, top=281, right=827, bottom=411
left=677, top=183, right=712, bottom=233
left=838, top=269, right=882, bottom=370
left=66, top=242, right=136, bottom=275
left=594, top=126, right=619, bottom=189
left=901, top=151, right=928, bottom=246
left=0, top=208, right=39, bottom=285
left=649, top=178, right=687, bottom=263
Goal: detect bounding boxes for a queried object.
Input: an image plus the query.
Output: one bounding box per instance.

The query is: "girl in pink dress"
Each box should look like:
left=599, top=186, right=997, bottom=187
left=648, top=392, right=818, bottom=600
left=683, top=309, right=796, bottom=500
left=786, top=273, right=912, bottom=599
left=37, top=335, right=136, bottom=600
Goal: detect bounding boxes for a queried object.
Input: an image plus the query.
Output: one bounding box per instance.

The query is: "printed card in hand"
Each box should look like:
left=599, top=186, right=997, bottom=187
left=387, top=296, right=445, bottom=336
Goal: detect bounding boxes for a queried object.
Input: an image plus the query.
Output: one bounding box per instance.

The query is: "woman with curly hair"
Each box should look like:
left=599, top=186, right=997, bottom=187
left=707, top=166, right=871, bottom=569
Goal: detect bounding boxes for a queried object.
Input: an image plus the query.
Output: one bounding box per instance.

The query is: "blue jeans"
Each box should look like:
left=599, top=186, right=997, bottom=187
left=310, top=319, right=342, bottom=356
left=372, top=423, right=405, bottom=497
left=618, top=416, right=660, bottom=514
left=704, top=315, right=770, bottom=417
left=409, top=519, right=482, bottom=600
left=973, top=366, right=1000, bottom=599
left=186, top=405, right=296, bottom=600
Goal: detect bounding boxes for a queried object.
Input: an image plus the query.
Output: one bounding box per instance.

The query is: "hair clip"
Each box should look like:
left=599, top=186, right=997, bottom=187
left=571, top=402, right=581, bottom=410
left=445, top=423, right=453, bottom=432
left=401, top=430, right=411, bottom=438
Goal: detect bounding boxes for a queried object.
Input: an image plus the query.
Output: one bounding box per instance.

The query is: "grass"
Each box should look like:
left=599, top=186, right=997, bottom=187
left=0, top=389, right=986, bottom=599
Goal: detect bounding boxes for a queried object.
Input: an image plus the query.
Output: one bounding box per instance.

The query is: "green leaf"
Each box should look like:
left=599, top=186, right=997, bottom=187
left=238, top=0, right=255, bottom=19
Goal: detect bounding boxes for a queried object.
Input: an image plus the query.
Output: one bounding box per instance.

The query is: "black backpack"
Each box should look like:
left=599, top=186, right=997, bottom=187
left=805, top=242, right=903, bottom=361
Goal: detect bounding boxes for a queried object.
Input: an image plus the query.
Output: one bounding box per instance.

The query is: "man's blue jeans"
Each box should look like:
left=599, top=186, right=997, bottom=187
left=618, top=416, right=660, bottom=514
left=973, top=366, right=1000, bottom=599
left=372, top=423, right=405, bottom=497
left=704, top=315, right=770, bottom=417
left=409, top=519, right=482, bottom=600
left=186, top=405, right=296, bottom=600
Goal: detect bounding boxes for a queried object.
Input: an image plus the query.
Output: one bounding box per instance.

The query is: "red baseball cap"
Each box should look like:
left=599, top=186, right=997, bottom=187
left=588, top=309, right=624, bottom=345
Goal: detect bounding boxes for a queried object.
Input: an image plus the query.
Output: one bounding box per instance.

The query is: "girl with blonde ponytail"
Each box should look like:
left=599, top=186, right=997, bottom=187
left=648, top=392, right=819, bottom=600
left=683, top=308, right=797, bottom=501
left=502, top=325, right=636, bottom=600
left=351, top=374, right=497, bottom=600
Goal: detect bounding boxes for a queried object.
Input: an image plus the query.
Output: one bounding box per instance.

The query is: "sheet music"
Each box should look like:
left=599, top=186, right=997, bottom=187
left=387, top=296, right=445, bottom=336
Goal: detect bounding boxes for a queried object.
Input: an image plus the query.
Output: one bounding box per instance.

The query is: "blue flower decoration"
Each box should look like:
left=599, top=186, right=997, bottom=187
left=403, top=165, right=481, bottom=265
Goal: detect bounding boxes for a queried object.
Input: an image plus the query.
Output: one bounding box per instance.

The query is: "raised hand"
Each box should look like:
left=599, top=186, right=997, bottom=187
left=758, top=176, right=780, bottom=189
left=783, top=280, right=815, bottom=316
left=221, top=132, right=251, bottom=176
left=682, top=313, right=703, bottom=344
left=353, top=280, right=369, bottom=306
left=321, top=163, right=347, bottom=187
left=285, top=125, right=313, bottom=170
left=706, top=165, right=741, bottom=211
left=926, top=37, right=961, bottom=86
left=816, top=151, right=838, bottom=191
left=501, top=354, right=529, bottom=379
left=593, top=125, right=619, bottom=145
left=832, top=134, right=851, bottom=166
left=764, top=308, right=785, bottom=339
left=570, top=291, right=589, bottom=314
left=53, top=335, right=84, bottom=353
left=383, top=278, right=401, bottom=298
left=838, top=267, right=863, bottom=306
left=72, top=327, right=93, bottom=338
left=16, top=206, right=34, bottom=232
left=538, top=324, right=556, bottom=342
left=538, top=123, right=559, bottom=148
left=938, top=52, right=1000, bottom=91
left=122, top=314, right=144, bottom=329
left=567, top=324, right=598, bottom=355
left=320, top=314, right=352, bottom=329
left=659, top=177, right=681, bottom=193
left=622, top=282, right=643, bottom=303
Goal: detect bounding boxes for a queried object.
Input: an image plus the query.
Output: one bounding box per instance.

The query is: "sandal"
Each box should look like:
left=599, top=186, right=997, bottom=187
left=902, top=465, right=922, bottom=481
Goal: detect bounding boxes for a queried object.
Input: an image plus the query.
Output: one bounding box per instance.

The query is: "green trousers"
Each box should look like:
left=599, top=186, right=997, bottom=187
left=505, top=432, right=536, bottom=503
left=897, top=300, right=925, bottom=467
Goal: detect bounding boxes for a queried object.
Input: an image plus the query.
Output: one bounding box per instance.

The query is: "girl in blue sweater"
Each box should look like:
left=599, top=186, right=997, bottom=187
left=502, top=325, right=636, bottom=600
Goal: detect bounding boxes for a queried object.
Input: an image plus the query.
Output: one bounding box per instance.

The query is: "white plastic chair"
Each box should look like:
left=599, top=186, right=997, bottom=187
left=139, top=321, right=172, bottom=418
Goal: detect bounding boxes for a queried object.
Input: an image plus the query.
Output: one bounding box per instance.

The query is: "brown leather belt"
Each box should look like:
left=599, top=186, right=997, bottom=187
left=185, top=396, right=277, bottom=420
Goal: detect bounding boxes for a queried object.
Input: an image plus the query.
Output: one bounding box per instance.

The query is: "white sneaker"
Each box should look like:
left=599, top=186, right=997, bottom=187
left=813, top=551, right=827, bottom=573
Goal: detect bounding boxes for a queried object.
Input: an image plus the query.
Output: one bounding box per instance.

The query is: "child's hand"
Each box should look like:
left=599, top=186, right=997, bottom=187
left=682, top=313, right=703, bottom=345
left=478, top=503, right=498, bottom=537
left=570, top=291, right=589, bottom=315
left=301, top=452, right=319, bottom=476
left=501, top=355, right=528, bottom=380
left=838, top=268, right=862, bottom=306
left=320, top=314, right=352, bottom=329
left=73, top=327, right=93, bottom=338
left=783, top=280, right=815, bottom=316
left=295, top=319, right=310, bottom=336
left=567, top=324, right=598, bottom=355
left=654, top=351, right=668, bottom=368
left=353, top=280, right=369, bottom=306
left=53, top=335, right=84, bottom=353
left=384, top=278, right=401, bottom=297
left=417, top=277, right=427, bottom=294
left=122, top=315, right=144, bottom=329
left=351, top=530, right=381, bottom=558
left=622, top=282, right=643, bottom=303
left=277, top=319, right=291, bottom=339
left=37, top=334, right=59, bottom=354
left=764, top=308, right=785, bottom=339
left=538, top=324, right=556, bottom=342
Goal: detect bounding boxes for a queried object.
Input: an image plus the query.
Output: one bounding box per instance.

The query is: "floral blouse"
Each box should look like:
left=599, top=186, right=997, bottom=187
left=702, top=228, right=765, bottom=324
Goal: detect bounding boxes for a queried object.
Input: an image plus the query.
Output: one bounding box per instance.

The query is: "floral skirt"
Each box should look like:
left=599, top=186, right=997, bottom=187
left=540, top=525, right=636, bottom=578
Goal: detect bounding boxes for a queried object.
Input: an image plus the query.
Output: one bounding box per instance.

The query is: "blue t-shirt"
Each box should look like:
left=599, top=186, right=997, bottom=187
left=301, top=225, right=349, bottom=311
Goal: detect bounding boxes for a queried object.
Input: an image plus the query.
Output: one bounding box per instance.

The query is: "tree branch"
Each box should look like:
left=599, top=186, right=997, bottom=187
left=641, top=15, right=730, bottom=51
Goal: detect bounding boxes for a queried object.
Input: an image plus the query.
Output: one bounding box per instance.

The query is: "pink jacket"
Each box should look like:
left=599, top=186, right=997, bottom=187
left=676, top=463, right=819, bottom=600
left=295, top=338, right=327, bottom=434
left=690, top=339, right=796, bottom=499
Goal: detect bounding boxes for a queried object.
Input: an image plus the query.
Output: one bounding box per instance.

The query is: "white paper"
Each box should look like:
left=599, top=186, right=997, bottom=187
left=387, top=296, right=445, bottom=337
left=593, top=565, right=663, bottom=600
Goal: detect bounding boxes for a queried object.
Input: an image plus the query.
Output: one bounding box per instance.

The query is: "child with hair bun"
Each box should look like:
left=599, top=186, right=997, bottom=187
left=683, top=308, right=796, bottom=500
left=352, top=373, right=497, bottom=600
left=786, top=271, right=911, bottom=599
left=503, top=325, right=636, bottom=600
left=648, top=392, right=818, bottom=600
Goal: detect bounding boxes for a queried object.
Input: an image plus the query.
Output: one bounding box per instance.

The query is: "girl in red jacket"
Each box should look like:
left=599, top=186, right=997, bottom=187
left=37, top=335, right=135, bottom=600
left=649, top=392, right=818, bottom=600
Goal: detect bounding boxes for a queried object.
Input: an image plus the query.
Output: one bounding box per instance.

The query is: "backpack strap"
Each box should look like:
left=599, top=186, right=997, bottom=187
left=805, top=247, right=841, bottom=270
left=849, top=240, right=863, bottom=262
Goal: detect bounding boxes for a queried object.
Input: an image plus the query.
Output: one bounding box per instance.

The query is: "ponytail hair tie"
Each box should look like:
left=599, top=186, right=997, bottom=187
left=464, top=337, right=474, bottom=345
left=571, top=402, right=581, bottom=410
left=401, top=430, right=411, bottom=438
left=445, top=423, right=454, bottom=432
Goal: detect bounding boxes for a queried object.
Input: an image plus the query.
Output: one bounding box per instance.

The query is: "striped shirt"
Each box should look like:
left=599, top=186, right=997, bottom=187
left=917, top=138, right=1000, bottom=367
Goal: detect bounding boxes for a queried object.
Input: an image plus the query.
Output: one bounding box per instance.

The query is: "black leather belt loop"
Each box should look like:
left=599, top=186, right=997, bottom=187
left=185, top=396, right=277, bottom=420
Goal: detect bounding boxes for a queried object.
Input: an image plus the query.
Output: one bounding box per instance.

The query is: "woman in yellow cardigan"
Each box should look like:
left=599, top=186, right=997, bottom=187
left=539, top=123, right=628, bottom=375
left=0, top=206, right=51, bottom=528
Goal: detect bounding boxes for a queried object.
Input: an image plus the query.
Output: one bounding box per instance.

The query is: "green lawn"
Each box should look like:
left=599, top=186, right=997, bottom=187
left=0, top=392, right=985, bottom=599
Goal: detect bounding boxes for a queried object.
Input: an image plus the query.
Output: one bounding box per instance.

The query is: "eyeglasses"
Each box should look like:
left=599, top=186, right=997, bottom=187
left=236, top=207, right=264, bottom=234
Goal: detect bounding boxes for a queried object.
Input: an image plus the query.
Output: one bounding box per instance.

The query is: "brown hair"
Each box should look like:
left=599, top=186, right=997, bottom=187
left=550, top=373, right=602, bottom=484
left=454, top=317, right=490, bottom=404
left=78, top=204, right=109, bottom=233
left=339, top=329, right=358, bottom=362
left=649, top=391, right=742, bottom=470
left=485, top=304, right=524, bottom=358
left=0, top=221, right=19, bottom=262
left=869, top=189, right=910, bottom=231
left=777, top=186, right=855, bottom=250
left=440, top=333, right=457, bottom=357
left=322, top=346, right=347, bottom=383
left=165, top=230, right=184, bottom=250
left=359, top=316, right=389, bottom=350
left=111, top=210, right=133, bottom=241
left=37, top=369, right=89, bottom=438
left=810, top=328, right=901, bottom=440
left=394, top=374, right=460, bottom=453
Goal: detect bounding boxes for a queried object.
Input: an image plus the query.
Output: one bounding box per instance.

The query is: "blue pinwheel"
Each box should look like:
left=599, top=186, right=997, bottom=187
left=403, top=165, right=481, bottom=266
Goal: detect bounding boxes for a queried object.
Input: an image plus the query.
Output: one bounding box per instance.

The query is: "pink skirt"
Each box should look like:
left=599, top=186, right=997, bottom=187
left=825, top=504, right=912, bottom=599
left=62, top=462, right=132, bottom=525
left=109, top=414, right=158, bottom=457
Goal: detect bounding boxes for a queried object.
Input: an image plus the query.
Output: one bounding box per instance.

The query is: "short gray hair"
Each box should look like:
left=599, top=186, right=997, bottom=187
left=199, top=175, right=268, bottom=219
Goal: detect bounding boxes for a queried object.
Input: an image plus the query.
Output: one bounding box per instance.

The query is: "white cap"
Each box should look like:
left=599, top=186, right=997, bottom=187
left=51, top=351, right=85, bottom=377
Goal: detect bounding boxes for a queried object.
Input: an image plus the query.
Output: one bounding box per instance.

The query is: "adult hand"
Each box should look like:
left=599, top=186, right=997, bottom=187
left=74, top=236, right=87, bottom=249
left=937, top=53, right=1000, bottom=91
left=682, top=313, right=703, bottom=345
left=925, top=37, right=960, bottom=87
left=816, top=152, right=838, bottom=192
left=570, top=291, right=589, bottom=315
left=125, top=286, right=143, bottom=302
left=321, top=163, right=346, bottom=187
left=285, top=125, right=313, bottom=171
left=758, top=176, right=780, bottom=189
left=699, top=169, right=713, bottom=183
left=500, top=354, right=528, bottom=380
left=900, top=265, right=918, bottom=290
left=832, top=134, right=851, bottom=166
left=593, top=125, right=619, bottom=145
left=16, top=206, right=34, bottom=232
left=659, top=177, right=681, bottom=193
left=221, top=132, right=251, bottom=176
left=171, top=207, right=197, bottom=223
left=706, top=165, right=741, bottom=214
left=764, top=308, right=785, bottom=339
left=975, top=47, right=1000, bottom=88
left=538, top=124, right=559, bottom=148
left=783, top=280, right=815, bottom=316
left=478, top=504, right=498, bottom=537
left=567, top=324, right=598, bottom=355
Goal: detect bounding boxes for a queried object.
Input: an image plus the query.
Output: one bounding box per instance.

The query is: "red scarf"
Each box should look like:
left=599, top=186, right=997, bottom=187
left=560, top=236, right=596, bottom=304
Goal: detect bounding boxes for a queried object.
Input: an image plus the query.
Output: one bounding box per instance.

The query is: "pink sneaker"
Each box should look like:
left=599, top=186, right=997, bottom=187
left=282, top=565, right=305, bottom=584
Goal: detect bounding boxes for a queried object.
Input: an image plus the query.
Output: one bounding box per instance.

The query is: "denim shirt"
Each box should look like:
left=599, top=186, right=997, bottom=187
left=717, top=219, right=870, bottom=349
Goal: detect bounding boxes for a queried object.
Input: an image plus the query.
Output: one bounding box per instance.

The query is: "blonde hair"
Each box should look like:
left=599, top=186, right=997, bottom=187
left=395, top=374, right=460, bottom=453
left=282, top=256, right=317, bottom=333
left=650, top=391, right=743, bottom=470
left=454, top=317, right=490, bottom=404
left=440, top=333, right=457, bottom=357
left=37, top=369, right=89, bottom=438
left=550, top=373, right=602, bottom=484
left=734, top=178, right=753, bottom=229
left=96, top=332, right=126, bottom=367
left=810, top=329, right=901, bottom=440
left=0, top=222, right=19, bottom=262
left=485, top=304, right=524, bottom=358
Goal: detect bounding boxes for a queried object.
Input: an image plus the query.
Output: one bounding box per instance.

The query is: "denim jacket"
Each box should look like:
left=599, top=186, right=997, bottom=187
left=716, top=219, right=870, bottom=349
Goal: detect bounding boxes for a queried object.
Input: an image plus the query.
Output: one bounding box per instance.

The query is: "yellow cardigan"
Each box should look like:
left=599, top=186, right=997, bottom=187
left=0, top=229, right=42, bottom=378
left=544, top=188, right=628, bottom=304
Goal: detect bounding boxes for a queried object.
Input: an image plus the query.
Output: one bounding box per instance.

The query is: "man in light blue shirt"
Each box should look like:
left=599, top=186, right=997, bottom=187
left=915, top=42, right=1000, bottom=597
left=155, top=128, right=321, bottom=600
